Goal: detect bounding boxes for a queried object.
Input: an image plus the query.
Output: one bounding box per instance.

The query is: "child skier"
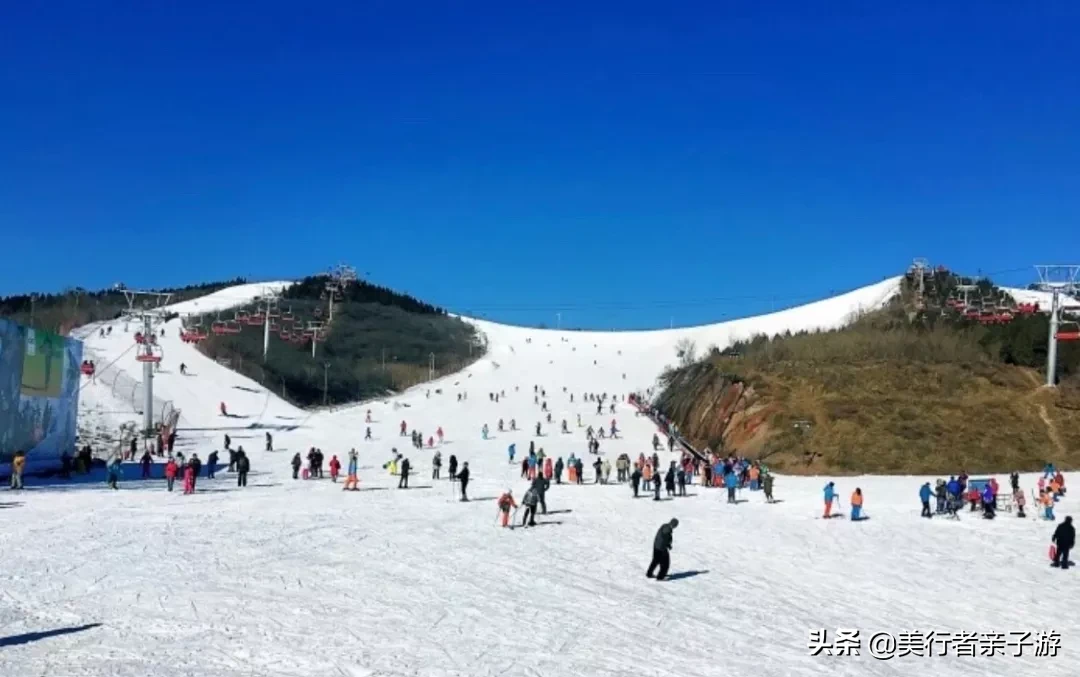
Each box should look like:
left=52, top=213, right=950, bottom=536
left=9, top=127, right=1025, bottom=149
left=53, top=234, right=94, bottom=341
left=343, top=451, right=360, bottom=491
left=497, top=490, right=517, bottom=528
left=823, top=482, right=837, bottom=518
left=850, top=488, right=864, bottom=520
left=329, top=455, right=341, bottom=482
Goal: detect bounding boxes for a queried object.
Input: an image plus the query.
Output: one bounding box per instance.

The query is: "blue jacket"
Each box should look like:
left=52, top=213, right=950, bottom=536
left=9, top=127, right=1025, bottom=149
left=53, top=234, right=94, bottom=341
left=724, top=472, right=738, bottom=489
left=919, top=485, right=932, bottom=502
left=508, top=444, right=516, bottom=457
left=348, top=458, right=358, bottom=475
left=823, top=484, right=836, bottom=502
left=946, top=480, right=961, bottom=496
left=983, top=486, right=995, bottom=503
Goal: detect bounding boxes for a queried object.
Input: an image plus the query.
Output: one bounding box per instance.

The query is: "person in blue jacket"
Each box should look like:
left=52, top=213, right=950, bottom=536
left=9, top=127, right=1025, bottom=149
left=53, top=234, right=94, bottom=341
left=920, top=482, right=933, bottom=518
left=823, top=481, right=837, bottom=518
left=982, top=483, right=997, bottom=519
left=1044, top=463, right=1056, bottom=479
left=107, top=458, right=123, bottom=490
left=946, top=476, right=961, bottom=512
left=724, top=469, right=738, bottom=504
left=508, top=443, right=516, bottom=464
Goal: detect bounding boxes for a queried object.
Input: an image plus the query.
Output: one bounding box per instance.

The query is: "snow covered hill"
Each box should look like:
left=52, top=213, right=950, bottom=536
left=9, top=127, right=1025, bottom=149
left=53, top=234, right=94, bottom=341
left=3, top=276, right=1077, bottom=677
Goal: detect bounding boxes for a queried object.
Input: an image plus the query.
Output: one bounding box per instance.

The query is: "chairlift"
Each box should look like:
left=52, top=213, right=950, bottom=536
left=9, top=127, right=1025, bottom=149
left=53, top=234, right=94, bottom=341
left=235, top=310, right=251, bottom=323
left=211, top=320, right=227, bottom=336
left=248, top=313, right=265, bottom=326
left=136, top=345, right=163, bottom=364
left=282, top=307, right=295, bottom=322
left=224, top=320, right=242, bottom=334
left=1056, top=321, right=1080, bottom=342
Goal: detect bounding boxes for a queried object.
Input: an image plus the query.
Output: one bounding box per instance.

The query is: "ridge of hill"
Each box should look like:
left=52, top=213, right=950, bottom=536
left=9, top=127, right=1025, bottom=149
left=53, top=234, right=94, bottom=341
left=191, top=274, right=484, bottom=407
left=654, top=268, right=1080, bottom=474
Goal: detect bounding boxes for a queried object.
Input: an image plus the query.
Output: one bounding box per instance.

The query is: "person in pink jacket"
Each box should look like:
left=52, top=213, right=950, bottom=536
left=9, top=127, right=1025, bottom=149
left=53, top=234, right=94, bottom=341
left=183, top=463, right=195, bottom=494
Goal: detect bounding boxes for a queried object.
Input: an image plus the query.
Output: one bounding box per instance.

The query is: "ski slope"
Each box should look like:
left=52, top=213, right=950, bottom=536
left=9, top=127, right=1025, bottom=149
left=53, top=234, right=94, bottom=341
left=3, top=276, right=1077, bottom=677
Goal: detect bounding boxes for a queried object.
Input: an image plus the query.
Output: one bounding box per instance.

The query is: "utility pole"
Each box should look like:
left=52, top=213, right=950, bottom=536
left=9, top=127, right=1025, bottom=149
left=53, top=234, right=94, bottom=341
left=382, top=347, right=386, bottom=371
left=120, top=288, right=173, bottom=434
left=29, top=293, right=38, bottom=328
left=429, top=352, right=435, bottom=380
left=1035, top=264, right=1080, bottom=387
left=319, top=362, right=328, bottom=405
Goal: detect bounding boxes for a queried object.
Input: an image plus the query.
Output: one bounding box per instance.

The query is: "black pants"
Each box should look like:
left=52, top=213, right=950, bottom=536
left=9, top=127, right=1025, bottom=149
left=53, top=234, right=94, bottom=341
left=460, top=480, right=469, bottom=501
left=293, top=467, right=300, bottom=479
left=433, top=467, right=440, bottom=480
left=538, top=496, right=547, bottom=514
left=191, top=475, right=197, bottom=491
left=208, top=466, right=216, bottom=479
left=522, top=505, right=536, bottom=526
left=1055, top=545, right=1072, bottom=568
left=632, top=482, right=639, bottom=497
left=678, top=482, right=686, bottom=496
left=727, top=487, right=736, bottom=503
left=647, top=549, right=670, bottom=579
left=399, top=474, right=409, bottom=489
left=921, top=500, right=932, bottom=517
left=167, top=477, right=174, bottom=492
left=237, top=472, right=247, bottom=487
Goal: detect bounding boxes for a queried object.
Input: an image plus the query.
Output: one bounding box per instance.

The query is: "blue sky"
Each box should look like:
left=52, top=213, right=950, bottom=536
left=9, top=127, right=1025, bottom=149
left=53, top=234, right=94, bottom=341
left=2, top=1, right=1077, bottom=328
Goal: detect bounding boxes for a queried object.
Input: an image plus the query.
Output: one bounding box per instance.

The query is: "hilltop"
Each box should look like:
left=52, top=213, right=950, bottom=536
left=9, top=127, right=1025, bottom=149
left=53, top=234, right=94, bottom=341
left=654, top=268, right=1080, bottom=474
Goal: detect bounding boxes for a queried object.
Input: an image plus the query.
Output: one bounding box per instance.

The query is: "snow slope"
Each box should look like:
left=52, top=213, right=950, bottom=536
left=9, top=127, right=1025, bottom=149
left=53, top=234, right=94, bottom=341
left=3, top=276, right=1077, bottom=677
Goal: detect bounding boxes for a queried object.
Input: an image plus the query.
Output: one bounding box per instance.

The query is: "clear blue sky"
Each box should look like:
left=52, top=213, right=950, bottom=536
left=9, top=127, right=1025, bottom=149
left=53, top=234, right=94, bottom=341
left=2, top=1, right=1077, bottom=329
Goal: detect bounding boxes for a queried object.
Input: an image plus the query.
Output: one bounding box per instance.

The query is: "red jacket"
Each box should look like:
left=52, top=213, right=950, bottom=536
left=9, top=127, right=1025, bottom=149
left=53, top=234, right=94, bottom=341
left=165, top=461, right=178, bottom=479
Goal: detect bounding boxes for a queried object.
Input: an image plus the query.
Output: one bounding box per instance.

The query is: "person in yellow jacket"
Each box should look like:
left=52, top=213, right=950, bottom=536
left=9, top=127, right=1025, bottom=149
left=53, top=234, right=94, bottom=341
left=850, top=488, right=864, bottom=520
left=11, top=451, right=26, bottom=490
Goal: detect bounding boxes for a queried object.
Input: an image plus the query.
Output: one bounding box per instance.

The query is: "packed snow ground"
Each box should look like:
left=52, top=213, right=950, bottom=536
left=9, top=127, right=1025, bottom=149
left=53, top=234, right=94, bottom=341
left=2, top=278, right=1077, bottom=677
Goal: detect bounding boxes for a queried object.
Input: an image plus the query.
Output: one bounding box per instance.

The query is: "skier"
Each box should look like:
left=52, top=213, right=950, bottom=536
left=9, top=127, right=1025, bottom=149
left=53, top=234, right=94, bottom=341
left=823, top=482, right=838, bottom=518
left=341, top=451, right=359, bottom=490
left=652, top=433, right=661, bottom=451
left=652, top=468, right=662, bottom=500
left=291, top=453, right=302, bottom=480
left=265, top=432, right=273, bottom=452
left=437, top=427, right=444, bottom=443
left=544, top=456, right=553, bottom=481
left=592, top=457, right=603, bottom=484
left=554, top=457, right=564, bottom=484
left=482, top=424, right=489, bottom=440
left=497, top=490, right=517, bottom=528
left=762, top=471, right=775, bottom=503
left=236, top=450, right=250, bottom=488
left=400, top=421, right=407, bottom=436
left=498, top=419, right=505, bottom=432
left=676, top=465, right=687, bottom=496
left=457, top=462, right=470, bottom=501
left=224, top=434, right=232, bottom=451
left=851, top=488, right=864, bottom=520
left=448, top=454, right=458, bottom=480
left=365, top=427, right=373, bottom=441
left=724, top=468, right=738, bottom=504
left=179, top=363, right=187, bottom=375
left=510, top=419, right=517, bottom=431
left=521, top=488, right=539, bottom=527
left=366, top=410, right=372, bottom=423
left=535, top=422, right=542, bottom=436
left=432, top=450, right=442, bottom=479
left=920, top=482, right=933, bottom=518
left=106, top=457, right=122, bottom=490
left=665, top=463, right=677, bottom=497
left=508, top=443, right=516, bottom=464
left=631, top=464, right=642, bottom=497
left=220, top=402, right=228, bottom=417
left=1052, top=516, right=1075, bottom=569
left=207, top=450, right=219, bottom=479
left=561, top=419, right=568, bottom=434
left=165, top=457, right=178, bottom=492
left=399, top=458, right=411, bottom=489
left=329, top=455, right=341, bottom=482
left=647, top=518, right=679, bottom=580
left=183, top=462, right=195, bottom=494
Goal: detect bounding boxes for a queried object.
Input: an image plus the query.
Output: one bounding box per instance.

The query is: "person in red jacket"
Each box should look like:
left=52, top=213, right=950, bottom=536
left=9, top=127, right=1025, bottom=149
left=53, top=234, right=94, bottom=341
left=497, top=491, right=517, bottom=528
left=329, top=455, right=341, bottom=482
left=164, top=458, right=178, bottom=492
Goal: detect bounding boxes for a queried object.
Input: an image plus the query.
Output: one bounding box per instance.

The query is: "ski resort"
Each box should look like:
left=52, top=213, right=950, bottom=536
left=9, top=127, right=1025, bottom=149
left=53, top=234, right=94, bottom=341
left=1, top=273, right=1078, bottom=677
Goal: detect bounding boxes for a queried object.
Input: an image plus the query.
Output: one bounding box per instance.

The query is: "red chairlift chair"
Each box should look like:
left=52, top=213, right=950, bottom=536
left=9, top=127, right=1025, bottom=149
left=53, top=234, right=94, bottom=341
left=224, top=320, right=242, bottom=335
left=211, top=321, right=227, bottom=336
left=248, top=313, right=265, bottom=326
left=1056, top=322, right=1080, bottom=341
left=235, top=311, right=251, bottom=323
left=135, top=345, right=163, bottom=363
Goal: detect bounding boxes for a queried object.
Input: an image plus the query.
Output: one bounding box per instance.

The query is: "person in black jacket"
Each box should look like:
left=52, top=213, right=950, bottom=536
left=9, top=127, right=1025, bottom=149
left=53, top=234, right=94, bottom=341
left=236, top=451, right=250, bottom=488
left=647, top=519, right=679, bottom=580
left=448, top=454, right=458, bottom=480
left=207, top=450, right=219, bottom=479
left=291, top=453, right=302, bottom=480
left=189, top=454, right=202, bottom=490
left=1052, top=516, right=1075, bottom=569
left=457, top=462, right=470, bottom=501
left=665, top=463, right=677, bottom=497
left=399, top=458, right=411, bottom=489
left=531, top=476, right=549, bottom=514
left=631, top=464, right=642, bottom=497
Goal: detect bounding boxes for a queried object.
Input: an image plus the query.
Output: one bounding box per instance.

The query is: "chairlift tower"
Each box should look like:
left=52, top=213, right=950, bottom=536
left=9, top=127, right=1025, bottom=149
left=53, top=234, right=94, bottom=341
left=324, top=263, right=358, bottom=324
left=1034, top=264, right=1080, bottom=387
left=253, top=292, right=281, bottom=361
left=909, top=258, right=931, bottom=309
left=119, top=289, right=173, bottom=434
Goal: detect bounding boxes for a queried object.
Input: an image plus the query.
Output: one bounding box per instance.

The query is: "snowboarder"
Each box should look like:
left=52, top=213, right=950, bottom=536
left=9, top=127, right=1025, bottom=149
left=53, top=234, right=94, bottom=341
left=647, top=519, right=678, bottom=580
left=851, top=488, right=864, bottom=520
left=1052, top=516, right=1075, bottom=569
